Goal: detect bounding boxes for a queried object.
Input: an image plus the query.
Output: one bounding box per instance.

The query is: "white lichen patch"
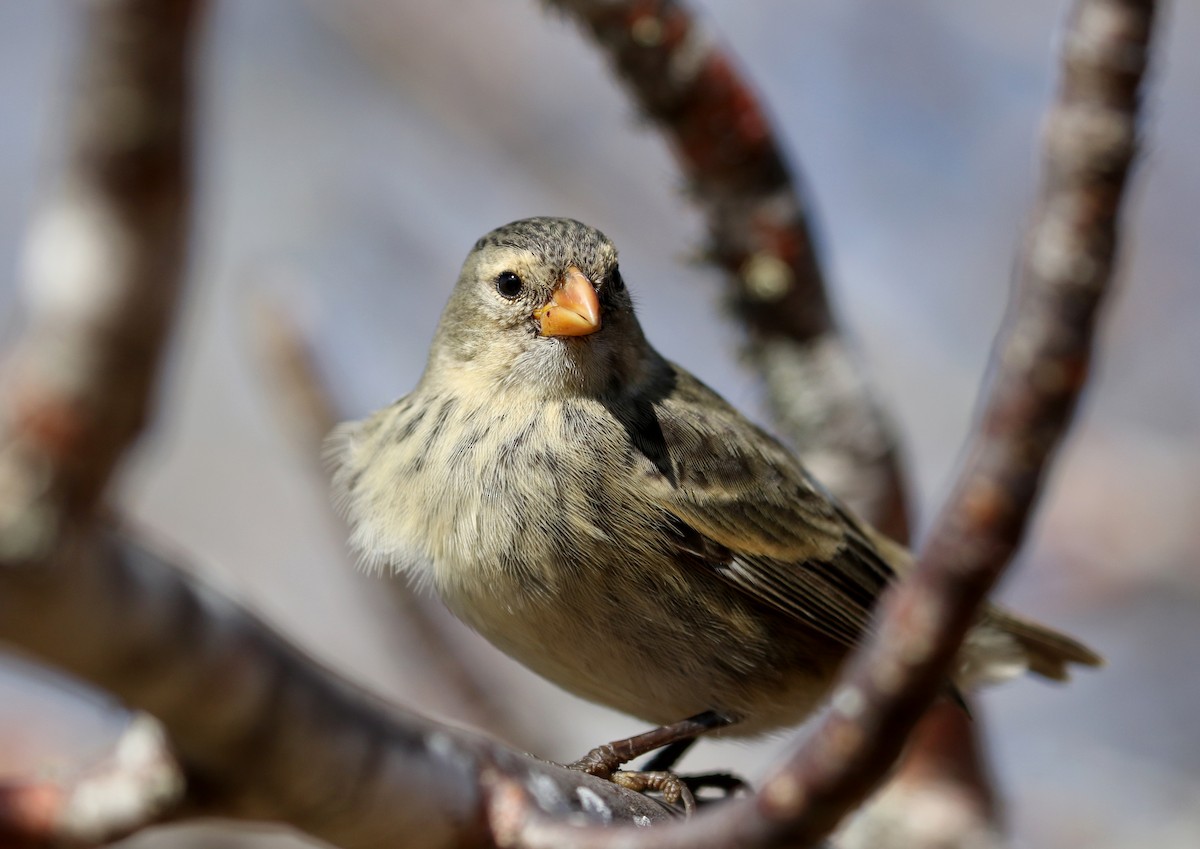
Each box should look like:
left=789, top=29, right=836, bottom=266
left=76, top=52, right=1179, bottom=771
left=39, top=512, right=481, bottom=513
left=575, top=786, right=613, bottom=823
left=22, top=187, right=133, bottom=326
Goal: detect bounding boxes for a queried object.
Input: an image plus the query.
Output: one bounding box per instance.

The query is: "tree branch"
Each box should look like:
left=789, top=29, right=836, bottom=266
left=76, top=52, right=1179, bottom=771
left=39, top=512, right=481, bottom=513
left=497, top=0, right=1158, bottom=845
left=548, top=0, right=910, bottom=540
left=0, top=0, right=202, bottom=833
left=0, top=525, right=675, bottom=846
left=0, top=0, right=200, bottom=561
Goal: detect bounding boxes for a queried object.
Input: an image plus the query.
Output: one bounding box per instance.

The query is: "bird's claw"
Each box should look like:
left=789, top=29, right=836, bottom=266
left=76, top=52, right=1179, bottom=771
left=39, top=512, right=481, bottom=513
left=610, top=769, right=697, bottom=815
left=567, top=759, right=748, bottom=816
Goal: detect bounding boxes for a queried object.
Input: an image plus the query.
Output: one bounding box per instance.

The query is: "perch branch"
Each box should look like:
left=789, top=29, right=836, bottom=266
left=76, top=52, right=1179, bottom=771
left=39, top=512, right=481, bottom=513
left=548, top=0, right=910, bottom=539
left=0, top=525, right=675, bottom=847
left=497, top=0, right=1157, bottom=845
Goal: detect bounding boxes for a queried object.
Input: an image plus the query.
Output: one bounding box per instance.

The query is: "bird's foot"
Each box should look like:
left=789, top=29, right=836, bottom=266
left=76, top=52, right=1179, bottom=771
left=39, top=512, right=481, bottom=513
left=567, top=743, right=626, bottom=779
left=610, top=769, right=697, bottom=815
left=569, top=762, right=749, bottom=816
left=568, top=756, right=698, bottom=814
left=568, top=713, right=746, bottom=816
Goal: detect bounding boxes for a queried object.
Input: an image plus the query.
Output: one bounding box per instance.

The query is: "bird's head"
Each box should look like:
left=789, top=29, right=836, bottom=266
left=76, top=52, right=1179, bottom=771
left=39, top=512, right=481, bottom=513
left=428, top=217, right=654, bottom=396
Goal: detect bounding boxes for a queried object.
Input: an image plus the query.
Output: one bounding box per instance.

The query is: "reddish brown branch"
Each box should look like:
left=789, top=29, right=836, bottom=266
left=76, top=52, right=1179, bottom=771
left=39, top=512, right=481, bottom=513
left=549, top=0, right=910, bottom=539
left=498, top=0, right=1157, bottom=845
left=551, top=0, right=827, bottom=333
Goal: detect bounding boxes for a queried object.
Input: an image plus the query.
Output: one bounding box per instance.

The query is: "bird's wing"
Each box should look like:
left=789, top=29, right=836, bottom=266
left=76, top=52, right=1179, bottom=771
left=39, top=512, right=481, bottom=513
left=636, top=367, right=899, bottom=650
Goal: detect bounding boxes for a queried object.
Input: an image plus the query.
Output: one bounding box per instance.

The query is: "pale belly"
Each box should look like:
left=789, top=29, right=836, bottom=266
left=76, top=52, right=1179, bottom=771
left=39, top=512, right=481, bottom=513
left=349, top=392, right=845, bottom=735
left=436, top=544, right=842, bottom=736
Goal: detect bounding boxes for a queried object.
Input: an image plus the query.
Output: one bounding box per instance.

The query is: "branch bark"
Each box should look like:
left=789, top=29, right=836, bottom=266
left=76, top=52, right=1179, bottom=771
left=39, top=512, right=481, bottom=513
left=0, top=525, right=676, bottom=847
left=548, top=0, right=910, bottom=540
left=0, top=0, right=199, bottom=561
left=0, top=2, right=202, bottom=842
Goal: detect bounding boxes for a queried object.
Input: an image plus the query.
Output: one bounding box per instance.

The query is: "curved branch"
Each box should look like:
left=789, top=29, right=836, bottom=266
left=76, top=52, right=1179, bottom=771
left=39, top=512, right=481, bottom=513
left=0, top=525, right=675, bottom=847
left=499, top=0, right=1158, bottom=845
left=549, top=0, right=910, bottom=539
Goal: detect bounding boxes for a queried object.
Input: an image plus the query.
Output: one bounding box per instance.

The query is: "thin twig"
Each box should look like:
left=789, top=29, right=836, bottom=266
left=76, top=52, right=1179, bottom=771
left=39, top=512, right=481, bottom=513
left=498, top=0, right=1157, bottom=845
left=547, top=0, right=910, bottom=540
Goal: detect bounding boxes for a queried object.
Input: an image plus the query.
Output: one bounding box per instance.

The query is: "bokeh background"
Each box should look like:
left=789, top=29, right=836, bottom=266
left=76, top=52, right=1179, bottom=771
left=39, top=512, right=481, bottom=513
left=2, top=2, right=1197, bottom=847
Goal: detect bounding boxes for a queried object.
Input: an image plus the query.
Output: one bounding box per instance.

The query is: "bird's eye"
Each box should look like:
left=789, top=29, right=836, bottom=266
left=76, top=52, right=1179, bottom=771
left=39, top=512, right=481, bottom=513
left=609, top=266, right=625, bottom=291
left=495, top=271, right=523, bottom=299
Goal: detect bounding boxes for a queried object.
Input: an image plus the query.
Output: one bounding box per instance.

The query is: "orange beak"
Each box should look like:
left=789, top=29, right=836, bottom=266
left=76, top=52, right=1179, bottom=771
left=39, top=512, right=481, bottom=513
left=534, top=266, right=601, bottom=337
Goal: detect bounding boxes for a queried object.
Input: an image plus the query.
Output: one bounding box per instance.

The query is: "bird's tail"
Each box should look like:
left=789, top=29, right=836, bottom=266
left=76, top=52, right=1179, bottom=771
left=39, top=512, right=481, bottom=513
left=984, top=608, right=1103, bottom=682
left=860, top=526, right=1102, bottom=686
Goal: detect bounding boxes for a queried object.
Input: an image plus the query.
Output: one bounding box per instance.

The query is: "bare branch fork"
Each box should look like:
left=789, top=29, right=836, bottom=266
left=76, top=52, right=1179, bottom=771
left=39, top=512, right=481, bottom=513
left=0, top=0, right=1160, bottom=848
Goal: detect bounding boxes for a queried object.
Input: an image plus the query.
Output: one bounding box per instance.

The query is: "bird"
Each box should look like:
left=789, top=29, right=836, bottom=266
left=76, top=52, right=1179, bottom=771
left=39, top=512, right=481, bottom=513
left=329, top=217, right=1100, bottom=792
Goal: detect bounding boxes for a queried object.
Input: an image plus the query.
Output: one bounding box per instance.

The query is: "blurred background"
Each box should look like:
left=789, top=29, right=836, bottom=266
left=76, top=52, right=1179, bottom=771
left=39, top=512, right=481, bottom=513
left=1, top=1, right=1197, bottom=847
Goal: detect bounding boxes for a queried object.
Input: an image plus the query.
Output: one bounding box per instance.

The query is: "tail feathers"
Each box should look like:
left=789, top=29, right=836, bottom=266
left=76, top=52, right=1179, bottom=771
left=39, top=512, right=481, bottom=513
left=864, top=526, right=1103, bottom=687
left=864, top=526, right=1102, bottom=686
left=987, top=609, right=1103, bottom=682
